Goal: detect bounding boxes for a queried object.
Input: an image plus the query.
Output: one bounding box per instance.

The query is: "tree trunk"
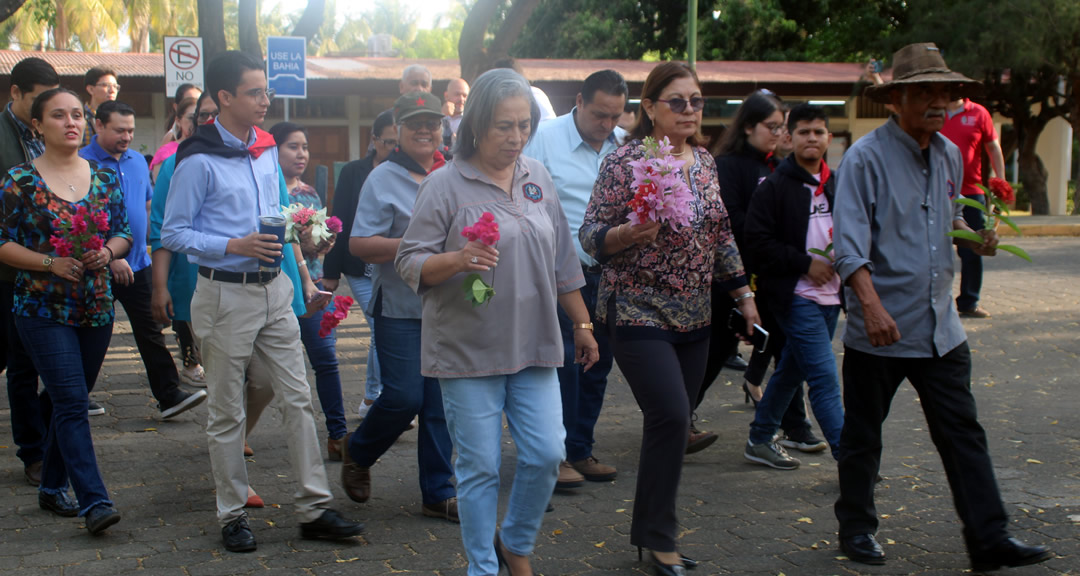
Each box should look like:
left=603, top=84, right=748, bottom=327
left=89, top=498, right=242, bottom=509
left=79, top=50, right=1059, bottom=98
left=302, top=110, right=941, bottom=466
left=0, top=0, right=27, bottom=24
left=458, top=0, right=541, bottom=82
left=1018, top=131, right=1050, bottom=215
left=198, top=0, right=227, bottom=63
left=238, top=0, right=261, bottom=59
left=291, top=0, right=326, bottom=41
left=54, top=0, right=69, bottom=50
left=1072, top=75, right=1080, bottom=215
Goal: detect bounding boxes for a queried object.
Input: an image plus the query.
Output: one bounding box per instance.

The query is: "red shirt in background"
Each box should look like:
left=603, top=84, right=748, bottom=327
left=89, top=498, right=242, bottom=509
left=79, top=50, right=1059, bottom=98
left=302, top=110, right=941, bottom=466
left=940, top=99, right=997, bottom=197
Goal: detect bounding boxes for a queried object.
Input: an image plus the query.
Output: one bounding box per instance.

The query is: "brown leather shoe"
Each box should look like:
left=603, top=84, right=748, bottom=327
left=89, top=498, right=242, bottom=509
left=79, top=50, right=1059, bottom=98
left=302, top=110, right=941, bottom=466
left=686, top=426, right=718, bottom=454
left=421, top=497, right=460, bottom=523
left=327, top=437, right=343, bottom=462
left=555, top=460, right=584, bottom=489
left=24, top=460, right=42, bottom=486
left=570, top=456, right=617, bottom=482
left=340, top=433, right=371, bottom=503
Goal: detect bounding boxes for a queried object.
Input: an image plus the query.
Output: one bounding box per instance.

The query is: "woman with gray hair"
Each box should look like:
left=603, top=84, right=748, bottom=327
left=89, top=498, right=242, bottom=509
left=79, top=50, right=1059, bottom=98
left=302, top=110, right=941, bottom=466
left=397, top=69, right=599, bottom=575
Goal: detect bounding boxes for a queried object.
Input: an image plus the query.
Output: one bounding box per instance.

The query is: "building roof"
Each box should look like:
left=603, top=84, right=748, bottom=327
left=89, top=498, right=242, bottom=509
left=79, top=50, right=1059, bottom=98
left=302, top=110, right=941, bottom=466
left=0, top=49, right=871, bottom=86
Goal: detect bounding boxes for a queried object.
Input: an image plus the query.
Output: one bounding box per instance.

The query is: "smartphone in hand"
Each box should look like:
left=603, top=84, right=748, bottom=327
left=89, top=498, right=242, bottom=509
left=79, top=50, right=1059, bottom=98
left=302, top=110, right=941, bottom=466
left=728, top=308, right=770, bottom=353
left=307, top=290, right=333, bottom=309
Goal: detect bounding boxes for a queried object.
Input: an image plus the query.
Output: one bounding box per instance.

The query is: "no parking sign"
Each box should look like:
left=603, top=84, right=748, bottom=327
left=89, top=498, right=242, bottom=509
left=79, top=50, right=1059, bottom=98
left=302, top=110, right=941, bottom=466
left=164, top=36, right=204, bottom=94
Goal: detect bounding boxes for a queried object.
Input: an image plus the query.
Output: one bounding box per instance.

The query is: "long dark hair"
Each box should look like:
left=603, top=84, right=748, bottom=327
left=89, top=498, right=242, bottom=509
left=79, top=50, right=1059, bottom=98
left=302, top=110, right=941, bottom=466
left=629, top=62, right=707, bottom=147
left=715, top=90, right=783, bottom=157
left=269, top=122, right=307, bottom=147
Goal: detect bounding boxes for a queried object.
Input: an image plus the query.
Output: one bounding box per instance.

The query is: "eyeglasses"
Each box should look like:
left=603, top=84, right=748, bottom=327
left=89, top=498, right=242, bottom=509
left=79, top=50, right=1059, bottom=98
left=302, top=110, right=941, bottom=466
left=762, top=122, right=786, bottom=135
left=375, top=136, right=398, bottom=148
left=656, top=97, right=705, bottom=114
left=402, top=118, right=442, bottom=132
left=95, top=82, right=120, bottom=91
left=197, top=111, right=218, bottom=123
left=243, top=88, right=276, bottom=102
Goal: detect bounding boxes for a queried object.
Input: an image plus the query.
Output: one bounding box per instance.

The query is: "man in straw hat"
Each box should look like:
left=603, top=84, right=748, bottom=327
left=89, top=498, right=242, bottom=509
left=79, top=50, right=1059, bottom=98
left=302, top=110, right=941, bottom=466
left=830, top=43, right=1054, bottom=570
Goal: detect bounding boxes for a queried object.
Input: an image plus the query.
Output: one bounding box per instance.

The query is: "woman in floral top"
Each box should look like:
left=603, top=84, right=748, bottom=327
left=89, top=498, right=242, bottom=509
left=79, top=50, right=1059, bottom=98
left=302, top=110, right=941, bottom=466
left=579, top=62, right=760, bottom=574
left=0, top=88, right=131, bottom=535
left=270, top=122, right=348, bottom=456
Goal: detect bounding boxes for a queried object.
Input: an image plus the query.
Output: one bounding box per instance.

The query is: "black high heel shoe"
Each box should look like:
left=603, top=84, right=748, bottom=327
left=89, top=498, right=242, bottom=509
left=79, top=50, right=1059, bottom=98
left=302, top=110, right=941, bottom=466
left=637, top=547, right=698, bottom=572
left=743, top=382, right=761, bottom=406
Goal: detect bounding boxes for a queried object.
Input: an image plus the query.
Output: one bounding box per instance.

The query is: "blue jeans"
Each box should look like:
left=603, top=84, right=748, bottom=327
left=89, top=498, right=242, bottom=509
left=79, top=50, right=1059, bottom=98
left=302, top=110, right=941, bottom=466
left=956, top=194, right=986, bottom=312
left=556, top=270, right=614, bottom=461
left=346, top=300, right=455, bottom=505
left=15, top=316, right=114, bottom=515
left=2, top=281, right=45, bottom=466
left=749, top=296, right=844, bottom=459
left=345, top=274, right=380, bottom=401
left=440, top=367, right=565, bottom=576
left=297, top=282, right=347, bottom=440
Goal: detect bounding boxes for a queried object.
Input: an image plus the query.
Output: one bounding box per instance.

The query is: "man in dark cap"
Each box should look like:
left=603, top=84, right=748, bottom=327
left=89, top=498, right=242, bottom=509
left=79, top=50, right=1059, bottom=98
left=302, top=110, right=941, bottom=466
left=831, top=43, right=1053, bottom=571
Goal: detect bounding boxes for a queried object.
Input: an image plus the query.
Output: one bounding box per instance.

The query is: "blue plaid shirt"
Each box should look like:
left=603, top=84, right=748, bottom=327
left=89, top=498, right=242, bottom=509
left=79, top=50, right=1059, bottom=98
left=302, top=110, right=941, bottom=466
left=5, top=103, right=44, bottom=160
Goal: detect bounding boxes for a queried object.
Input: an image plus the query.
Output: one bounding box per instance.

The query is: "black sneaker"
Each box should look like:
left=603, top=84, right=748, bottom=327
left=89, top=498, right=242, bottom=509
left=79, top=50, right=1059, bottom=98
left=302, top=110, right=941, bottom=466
left=724, top=353, right=749, bottom=370
left=160, top=389, right=208, bottom=419
left=222, top=515, right=257, bottom=552
left=87, top=401, right=105, bottom=416
left=744, top=441, right=801, bottom=470
left=779, top=429, right=828, bottom=453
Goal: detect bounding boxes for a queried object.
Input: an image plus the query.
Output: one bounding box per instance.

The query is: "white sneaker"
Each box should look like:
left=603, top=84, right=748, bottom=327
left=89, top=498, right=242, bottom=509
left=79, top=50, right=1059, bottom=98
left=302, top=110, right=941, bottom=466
left=357, top=400, right=374, bottom=419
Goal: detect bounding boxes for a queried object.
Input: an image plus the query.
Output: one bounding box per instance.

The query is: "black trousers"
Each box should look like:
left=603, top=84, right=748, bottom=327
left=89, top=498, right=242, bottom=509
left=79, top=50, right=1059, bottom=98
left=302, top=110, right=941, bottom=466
left=835, top=343, right=1009, bottom=553
left=172, top=319, right=201, bottom=367
left=2, top=280, right=45, bottom=466
left=113, top=265, right=182, bottom=405
left=613, top=335, right=710, bottom=553
left=697, top=283, right=810, bottom=435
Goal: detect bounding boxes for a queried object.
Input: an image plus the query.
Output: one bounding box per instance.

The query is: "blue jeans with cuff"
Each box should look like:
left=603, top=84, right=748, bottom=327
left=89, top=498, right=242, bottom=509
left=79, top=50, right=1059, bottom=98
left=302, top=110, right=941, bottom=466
left=748, top=295, right=844, bottom=459
left=16, top=316, right=114, bottom=515
left=440, top=367, right=564, bottom=576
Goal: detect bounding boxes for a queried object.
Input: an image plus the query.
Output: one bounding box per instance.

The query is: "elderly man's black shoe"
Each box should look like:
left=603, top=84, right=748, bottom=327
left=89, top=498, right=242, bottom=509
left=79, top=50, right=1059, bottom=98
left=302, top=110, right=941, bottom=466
left=840, top=534, right=886, bottom=565
left=222, top=516, right=257, bottom=552
left=39, top=491, right=79, bottom=517
left=299, top=508, right=364, bottom=540
left=970, top=537, right=1053, bottom=572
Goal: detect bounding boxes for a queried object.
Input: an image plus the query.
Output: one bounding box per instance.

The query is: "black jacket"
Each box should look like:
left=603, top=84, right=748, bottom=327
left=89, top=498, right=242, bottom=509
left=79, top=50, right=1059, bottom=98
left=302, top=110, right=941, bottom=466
left=323, top=153, right=375, bottom=280
left=715, top=143, right=776, bottom=255
left=743, top=155, right=837, bottom=313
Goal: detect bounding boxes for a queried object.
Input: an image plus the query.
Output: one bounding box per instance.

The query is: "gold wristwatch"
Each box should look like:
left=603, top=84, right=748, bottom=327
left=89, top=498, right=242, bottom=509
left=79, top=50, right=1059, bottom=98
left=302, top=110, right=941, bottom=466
left=573, top=323, right=594, bottom=332
left=42, top=256, right=54, bottom=271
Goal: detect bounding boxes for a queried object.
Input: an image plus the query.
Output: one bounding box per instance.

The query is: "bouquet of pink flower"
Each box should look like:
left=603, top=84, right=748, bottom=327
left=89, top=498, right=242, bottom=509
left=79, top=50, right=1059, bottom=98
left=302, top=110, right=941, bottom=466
left=282, top=204, right=343, bottom=246
left=319, top=295, right=354, bottom=338
left=461, top=212, right=499, bottom=306
left=50, top=202, right=109, bottom=258
left=625, top=136, right=694, bottom=230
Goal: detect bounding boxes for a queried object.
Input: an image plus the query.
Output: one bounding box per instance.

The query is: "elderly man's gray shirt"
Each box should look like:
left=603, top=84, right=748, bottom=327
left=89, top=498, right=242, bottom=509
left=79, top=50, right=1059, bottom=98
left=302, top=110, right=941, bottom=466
left=833, top=118, right=968, bottom=358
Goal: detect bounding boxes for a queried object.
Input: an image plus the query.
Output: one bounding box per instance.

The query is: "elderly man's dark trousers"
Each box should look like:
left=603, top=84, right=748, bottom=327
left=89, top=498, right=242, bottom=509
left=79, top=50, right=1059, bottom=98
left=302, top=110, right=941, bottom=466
left=835, top=342, right=1009, bottom=553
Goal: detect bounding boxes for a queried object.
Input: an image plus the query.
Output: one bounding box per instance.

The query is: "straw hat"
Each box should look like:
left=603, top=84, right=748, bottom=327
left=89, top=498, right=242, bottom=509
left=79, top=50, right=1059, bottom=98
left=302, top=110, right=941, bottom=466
left=865, top=42, right=982, bottom=103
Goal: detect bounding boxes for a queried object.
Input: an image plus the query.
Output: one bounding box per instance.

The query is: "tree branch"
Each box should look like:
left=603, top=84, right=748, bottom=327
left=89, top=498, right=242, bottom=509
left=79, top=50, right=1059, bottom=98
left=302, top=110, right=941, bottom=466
left=0, top=0, right=27, bottom=24
left=489, top=0, right=540, bottom=56
left=291, top=0, right=326, bottom=40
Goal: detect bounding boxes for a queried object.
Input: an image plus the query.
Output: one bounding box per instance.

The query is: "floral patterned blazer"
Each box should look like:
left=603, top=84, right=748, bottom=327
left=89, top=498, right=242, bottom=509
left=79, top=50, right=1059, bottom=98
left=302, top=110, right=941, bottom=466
left=0, top=161, right=131, bottom=327
left=580, top=140, right=746, bottom=339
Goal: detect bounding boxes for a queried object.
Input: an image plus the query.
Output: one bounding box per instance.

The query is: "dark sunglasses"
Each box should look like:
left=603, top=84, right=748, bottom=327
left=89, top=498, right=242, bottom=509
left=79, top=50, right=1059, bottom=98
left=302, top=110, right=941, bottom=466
left=197, top=111, right=218, bottom=123
left=402, top=118, right=442, bottom=132
left=657, top=97, right=705, bottom=114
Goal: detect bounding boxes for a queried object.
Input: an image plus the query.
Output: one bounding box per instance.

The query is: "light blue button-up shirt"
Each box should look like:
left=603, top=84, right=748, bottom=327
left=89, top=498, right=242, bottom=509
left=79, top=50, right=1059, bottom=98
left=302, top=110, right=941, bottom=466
left=524, top=108, right=625, bottom=266
left=161, top=122, right=284, bottom=273
left=833, top=118, right=968, bottom=358
left=80, top=136, right=153, bottom=271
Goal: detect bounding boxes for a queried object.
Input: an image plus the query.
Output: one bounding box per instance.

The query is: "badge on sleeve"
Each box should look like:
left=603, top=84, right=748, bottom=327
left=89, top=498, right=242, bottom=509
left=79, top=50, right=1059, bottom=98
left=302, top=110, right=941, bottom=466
left=523, top=182, right=543, bottom=202
left=946, top=179, right=956, bottom=199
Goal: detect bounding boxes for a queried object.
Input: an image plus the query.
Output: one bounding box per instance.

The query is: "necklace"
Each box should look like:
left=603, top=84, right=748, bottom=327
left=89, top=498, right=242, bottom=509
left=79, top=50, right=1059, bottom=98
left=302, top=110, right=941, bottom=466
left=40, top=158, right=78, bottom=195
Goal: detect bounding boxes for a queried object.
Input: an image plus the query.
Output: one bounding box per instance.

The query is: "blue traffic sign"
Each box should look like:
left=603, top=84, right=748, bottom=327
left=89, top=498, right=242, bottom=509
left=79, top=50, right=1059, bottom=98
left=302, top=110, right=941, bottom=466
left=267, top=36, right=306, bottom=99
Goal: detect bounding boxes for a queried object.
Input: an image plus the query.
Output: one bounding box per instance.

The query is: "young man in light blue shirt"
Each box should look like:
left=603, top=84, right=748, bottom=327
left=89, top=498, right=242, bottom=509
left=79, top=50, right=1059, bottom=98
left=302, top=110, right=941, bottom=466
left=524, top=69, right=627, bottom=488
left=80, top=101, right=207, bottom=420
left=161, top=50, right=363, bottom=553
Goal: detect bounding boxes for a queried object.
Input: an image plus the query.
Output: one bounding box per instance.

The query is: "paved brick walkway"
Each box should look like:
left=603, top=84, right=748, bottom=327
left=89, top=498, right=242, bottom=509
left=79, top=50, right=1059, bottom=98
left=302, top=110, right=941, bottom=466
left=1, top=236, right=1077, bottom=575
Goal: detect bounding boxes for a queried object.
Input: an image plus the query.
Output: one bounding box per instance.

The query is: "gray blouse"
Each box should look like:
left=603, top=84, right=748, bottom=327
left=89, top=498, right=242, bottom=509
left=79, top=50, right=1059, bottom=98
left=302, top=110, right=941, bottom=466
left=396, top=156, right=585, bottom=378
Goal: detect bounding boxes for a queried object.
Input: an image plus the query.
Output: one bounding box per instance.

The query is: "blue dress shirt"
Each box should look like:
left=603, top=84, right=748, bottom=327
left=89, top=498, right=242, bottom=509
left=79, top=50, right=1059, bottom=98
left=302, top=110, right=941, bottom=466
left=524, top=108, right=625, bottom=266
left=161, top=122, right=285, bottom=273
left=80, top=135, right=153, bottom=271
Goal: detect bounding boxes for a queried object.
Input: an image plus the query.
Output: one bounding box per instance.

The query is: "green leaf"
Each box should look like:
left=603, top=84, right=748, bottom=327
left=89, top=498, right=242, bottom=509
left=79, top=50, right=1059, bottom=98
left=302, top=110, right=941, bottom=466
left=954, top=197, right=990, bottom=214
left=990, top=195, right=1010, bottom=216
left=946, top=230, right=985, bottom=243
left=996, top=244, right=1033, bottom=262
left=808, top=248, right=833, bottom=260
left=995, top=213, right=1021, bottom=236
left=975, top=183, right=990, bottom=196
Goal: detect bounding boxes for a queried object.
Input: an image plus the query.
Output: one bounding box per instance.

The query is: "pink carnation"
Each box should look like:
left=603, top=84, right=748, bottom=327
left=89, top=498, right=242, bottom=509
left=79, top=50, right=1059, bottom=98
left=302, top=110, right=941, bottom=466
left=326, top=216, right=343, bottom=234
left=291, top=207, right=317, bottom=225
left=50, top=235, right=73, bottom=257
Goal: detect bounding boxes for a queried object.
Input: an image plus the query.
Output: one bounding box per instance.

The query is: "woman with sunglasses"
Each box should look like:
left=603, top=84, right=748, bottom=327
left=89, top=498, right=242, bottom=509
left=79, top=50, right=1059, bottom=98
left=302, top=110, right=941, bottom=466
left=695, top=92, right=827, bottom=459
left=580, top=62, right=758, bottom=575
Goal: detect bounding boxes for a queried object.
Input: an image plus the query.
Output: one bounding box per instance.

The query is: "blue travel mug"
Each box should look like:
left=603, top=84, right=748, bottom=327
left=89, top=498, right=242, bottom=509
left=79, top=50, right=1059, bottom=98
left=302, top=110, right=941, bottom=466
left=258, top=214, right=287, bottom=271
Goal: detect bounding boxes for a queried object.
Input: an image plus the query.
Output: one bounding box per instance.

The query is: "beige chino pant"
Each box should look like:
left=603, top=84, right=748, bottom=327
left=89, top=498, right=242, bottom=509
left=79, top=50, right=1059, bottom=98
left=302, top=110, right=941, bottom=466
left=192, top=273, right=332, bottom=525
